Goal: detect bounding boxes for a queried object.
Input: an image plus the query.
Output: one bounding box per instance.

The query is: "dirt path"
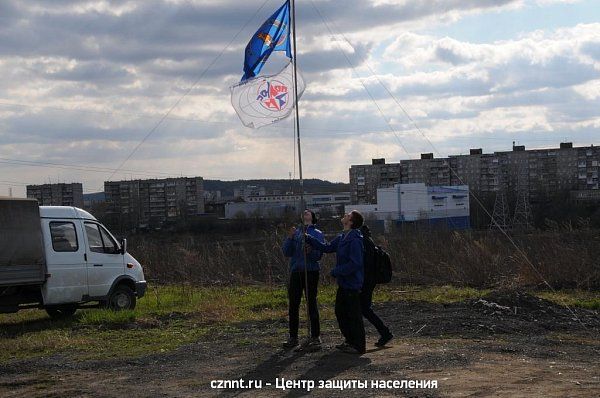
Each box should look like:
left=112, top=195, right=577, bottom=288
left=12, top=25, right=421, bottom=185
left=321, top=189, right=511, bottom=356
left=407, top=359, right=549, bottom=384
left=0, top=292, right=598, bottom=397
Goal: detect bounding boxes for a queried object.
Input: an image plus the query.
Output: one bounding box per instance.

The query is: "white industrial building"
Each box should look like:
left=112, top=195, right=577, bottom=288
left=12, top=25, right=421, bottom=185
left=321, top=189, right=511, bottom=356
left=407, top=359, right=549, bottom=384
left=224, top=192, right=351, bottom=219
left=346, top=183, right=470, bottom=230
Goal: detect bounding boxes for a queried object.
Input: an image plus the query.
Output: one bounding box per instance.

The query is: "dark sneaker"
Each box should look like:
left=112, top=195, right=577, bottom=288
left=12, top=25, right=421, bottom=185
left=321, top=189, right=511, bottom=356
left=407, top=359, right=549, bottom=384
left=375, top=333, right=393, bottom=347
left=294, top=337, right=322, bottom=352
left=283, top=337, right=299, bottom=348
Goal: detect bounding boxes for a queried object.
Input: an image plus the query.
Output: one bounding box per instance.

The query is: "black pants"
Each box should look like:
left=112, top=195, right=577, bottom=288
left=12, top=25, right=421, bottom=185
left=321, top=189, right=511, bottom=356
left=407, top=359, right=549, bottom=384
left=360, top=284, right=391, bottom=337
left=288, top=271, right=320, bottom=339
left=335, top=287, right=365, bottom=353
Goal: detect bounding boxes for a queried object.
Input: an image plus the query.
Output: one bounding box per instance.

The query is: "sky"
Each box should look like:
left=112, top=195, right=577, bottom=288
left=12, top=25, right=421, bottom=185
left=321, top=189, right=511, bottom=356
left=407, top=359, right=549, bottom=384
left=1, top=0, right=599, bottom=196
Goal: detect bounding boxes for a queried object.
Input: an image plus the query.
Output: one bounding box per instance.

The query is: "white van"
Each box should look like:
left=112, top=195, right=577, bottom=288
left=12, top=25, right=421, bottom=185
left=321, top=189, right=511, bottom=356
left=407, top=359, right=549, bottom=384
left=0, top=198, right=147, bottom=318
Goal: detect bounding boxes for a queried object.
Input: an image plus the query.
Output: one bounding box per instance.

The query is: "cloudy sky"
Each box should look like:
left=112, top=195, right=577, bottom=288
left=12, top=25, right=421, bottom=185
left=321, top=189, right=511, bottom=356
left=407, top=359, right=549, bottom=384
left=1, top=0, right=599, bottom=196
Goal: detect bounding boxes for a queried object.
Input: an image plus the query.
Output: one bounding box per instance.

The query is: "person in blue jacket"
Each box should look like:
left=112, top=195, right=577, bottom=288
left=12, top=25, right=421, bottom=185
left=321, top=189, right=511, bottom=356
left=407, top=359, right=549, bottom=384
left=306, top=210, right=366, bottom=354
left=282, top=209, right=325, bottom=351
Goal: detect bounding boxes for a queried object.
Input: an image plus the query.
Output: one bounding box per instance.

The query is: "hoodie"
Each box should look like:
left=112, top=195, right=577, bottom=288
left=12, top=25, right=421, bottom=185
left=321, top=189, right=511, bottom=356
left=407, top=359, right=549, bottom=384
left=282, top=225, right=324, bottom=272
left=306, top=228, right=364, bottom=290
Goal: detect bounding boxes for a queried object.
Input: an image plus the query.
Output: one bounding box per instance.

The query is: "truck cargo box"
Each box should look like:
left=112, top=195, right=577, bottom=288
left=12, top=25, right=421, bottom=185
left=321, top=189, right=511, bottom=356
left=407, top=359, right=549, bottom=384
left=0, top=198, right=46, bottom=287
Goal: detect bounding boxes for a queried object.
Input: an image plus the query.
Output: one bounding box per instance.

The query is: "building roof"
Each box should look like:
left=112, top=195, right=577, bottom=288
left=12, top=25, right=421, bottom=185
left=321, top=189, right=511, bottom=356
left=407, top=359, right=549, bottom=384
left=428, top=186, right=469, bottom=193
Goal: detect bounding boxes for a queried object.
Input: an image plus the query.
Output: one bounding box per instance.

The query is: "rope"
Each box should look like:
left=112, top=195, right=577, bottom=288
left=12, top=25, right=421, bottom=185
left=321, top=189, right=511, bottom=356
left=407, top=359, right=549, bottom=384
left=98, top=0, right=274, bottom=190
left=309, top=0, right=588, bottom=330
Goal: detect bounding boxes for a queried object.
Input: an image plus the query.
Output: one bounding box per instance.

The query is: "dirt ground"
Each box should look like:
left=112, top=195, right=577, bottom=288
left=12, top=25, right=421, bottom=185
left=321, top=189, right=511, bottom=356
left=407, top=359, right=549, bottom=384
left=0, top=291, right=598, bottom=397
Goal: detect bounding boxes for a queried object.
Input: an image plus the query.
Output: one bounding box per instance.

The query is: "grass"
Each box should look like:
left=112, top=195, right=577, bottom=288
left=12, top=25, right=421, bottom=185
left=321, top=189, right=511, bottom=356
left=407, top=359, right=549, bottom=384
left=536, top=290, right=600, bottom=310
left=0, top=284, right=597, bottom=363
left=382, top=285, right=491, bottom=303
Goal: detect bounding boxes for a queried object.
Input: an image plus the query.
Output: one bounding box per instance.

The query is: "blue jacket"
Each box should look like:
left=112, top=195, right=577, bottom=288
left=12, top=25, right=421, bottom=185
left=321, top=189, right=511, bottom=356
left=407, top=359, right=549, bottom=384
left=307, top=229, right=364, bottom=291
left=282, top=225, right=324, bottom=272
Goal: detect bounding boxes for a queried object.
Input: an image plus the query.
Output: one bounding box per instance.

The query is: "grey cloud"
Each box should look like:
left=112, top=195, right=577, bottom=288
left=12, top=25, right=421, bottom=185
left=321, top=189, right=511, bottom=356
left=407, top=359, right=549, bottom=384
left=491, top=56, right=599, bottom=92
left=0, top=0, right=520, bottom=64
left=1, top=0, right=597, bottom=185
left=434, top=45, right=472, bottom=65
left=41, top=62, right=134, bottom=83
left=0, top=109, right=226, bottom=145
left=582, top=41, right=600, bottom=61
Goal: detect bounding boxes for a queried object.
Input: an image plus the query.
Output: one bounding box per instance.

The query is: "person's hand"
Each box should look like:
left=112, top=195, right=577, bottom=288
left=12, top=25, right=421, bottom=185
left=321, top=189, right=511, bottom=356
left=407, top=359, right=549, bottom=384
left=288, top=227, right=296, bottom=239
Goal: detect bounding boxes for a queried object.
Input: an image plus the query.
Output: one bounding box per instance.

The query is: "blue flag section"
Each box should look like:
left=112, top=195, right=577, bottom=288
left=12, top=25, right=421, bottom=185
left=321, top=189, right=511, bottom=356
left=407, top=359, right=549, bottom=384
left=242, top=0, right=292, bottom=81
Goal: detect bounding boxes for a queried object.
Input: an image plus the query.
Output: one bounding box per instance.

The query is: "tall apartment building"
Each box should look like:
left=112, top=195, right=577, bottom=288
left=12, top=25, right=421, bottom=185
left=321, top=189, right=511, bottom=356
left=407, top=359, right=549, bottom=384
left=402, top=153, right=451, bottom=186
left=105, top=177, right=204, bottom=229
left=26, top=183, right=84, bottom=207
left=349, top=143, right=600, bottom=204
left=349, top=158, right=402, bottom=204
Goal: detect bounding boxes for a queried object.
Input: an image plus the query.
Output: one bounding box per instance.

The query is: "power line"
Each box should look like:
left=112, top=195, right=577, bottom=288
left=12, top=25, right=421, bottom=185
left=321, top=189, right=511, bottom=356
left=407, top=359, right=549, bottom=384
left=309, top=2, right=412, bottom=159
left=0, top=99, right=580, bottom=145
left=0, top=180, right=98, bottom=194
left=101, top=0, right=279, bottom=188
left=0, top=100, right=391, bottom=136
left=0, top=157, right=236, bottom=183
left=0, top=157, right=188, bottom=177
left=310, top=0, right=588, bottom=330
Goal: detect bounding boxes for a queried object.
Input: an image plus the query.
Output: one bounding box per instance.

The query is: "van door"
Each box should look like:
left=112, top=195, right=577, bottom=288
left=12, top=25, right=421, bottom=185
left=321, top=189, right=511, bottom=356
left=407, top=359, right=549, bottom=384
left=41, top=219, right=88, bottom=305
left=83, top=222, right=125, bottom=298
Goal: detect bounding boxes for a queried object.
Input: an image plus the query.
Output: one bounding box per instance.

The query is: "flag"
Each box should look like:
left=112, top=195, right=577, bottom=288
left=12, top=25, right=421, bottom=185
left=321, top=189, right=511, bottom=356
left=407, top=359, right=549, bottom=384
left=231, top=61, right=305, bottom=129
left=242, top=0, right=291, bottom=81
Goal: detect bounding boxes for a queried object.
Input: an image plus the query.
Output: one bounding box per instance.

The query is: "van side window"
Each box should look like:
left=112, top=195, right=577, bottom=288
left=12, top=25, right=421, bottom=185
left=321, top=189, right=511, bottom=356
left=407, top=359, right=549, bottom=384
left=85, top=223, right=104, bottom=253
left=85, top=223, right=120, bottom=254
left=49, top=222, right=79, bottom=252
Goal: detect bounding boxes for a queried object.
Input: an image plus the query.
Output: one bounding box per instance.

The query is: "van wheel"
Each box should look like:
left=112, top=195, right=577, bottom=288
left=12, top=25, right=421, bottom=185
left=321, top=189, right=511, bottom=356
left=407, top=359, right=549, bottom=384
left=46, top=305, right=77, bottom=319
left=106, top=285, right=136, bottom=311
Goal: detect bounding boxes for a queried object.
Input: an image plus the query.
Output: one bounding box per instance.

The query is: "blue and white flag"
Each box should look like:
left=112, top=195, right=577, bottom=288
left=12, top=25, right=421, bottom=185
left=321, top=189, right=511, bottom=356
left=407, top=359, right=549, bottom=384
left=232, top=0, right=305, bottom=129
left=242, top=0, right=292, bottom=81
left=231, top=61, right=305, bottom=129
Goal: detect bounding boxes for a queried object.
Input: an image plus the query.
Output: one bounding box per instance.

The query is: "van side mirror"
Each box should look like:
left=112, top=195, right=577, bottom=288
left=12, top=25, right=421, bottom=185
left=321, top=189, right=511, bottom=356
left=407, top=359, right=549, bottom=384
left=120, top=238, right=127, bottom=255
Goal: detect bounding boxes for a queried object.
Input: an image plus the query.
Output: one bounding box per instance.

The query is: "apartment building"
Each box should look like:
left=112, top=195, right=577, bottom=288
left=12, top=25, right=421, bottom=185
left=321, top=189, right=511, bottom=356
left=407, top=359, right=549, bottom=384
left=350, top=143, right=599, bottom=204
left=349, top=158, right=402, bottom=204
left=104, top=177, right=204, bottom=229
left=26, top=183, right=84, bottom=207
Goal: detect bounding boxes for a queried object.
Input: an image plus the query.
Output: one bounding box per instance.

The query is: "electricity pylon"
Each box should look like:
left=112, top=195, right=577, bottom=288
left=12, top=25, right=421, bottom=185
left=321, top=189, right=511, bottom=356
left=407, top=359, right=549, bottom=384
left=489, top=190, right=510, bottom=230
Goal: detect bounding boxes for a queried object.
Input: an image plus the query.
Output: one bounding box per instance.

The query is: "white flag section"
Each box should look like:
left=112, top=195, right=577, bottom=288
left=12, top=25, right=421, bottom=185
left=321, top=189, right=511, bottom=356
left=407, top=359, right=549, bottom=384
left=231, top=61, right=305, bottom=129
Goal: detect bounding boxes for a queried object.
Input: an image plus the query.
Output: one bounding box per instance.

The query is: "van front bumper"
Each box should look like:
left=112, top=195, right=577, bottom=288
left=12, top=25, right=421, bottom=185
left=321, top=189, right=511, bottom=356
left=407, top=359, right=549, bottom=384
left=135, top=281, right=148, bottom=298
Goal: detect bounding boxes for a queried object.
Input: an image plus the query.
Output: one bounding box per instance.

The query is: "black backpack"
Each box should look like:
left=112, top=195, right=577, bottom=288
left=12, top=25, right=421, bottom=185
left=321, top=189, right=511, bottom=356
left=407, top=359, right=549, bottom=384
left=373, top=245, right=393, bottom=284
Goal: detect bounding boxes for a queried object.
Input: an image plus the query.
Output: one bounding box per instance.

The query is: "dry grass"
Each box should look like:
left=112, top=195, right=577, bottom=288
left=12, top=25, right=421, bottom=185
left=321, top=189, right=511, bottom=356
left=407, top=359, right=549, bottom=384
left=128, top=228, right=600, bottom=290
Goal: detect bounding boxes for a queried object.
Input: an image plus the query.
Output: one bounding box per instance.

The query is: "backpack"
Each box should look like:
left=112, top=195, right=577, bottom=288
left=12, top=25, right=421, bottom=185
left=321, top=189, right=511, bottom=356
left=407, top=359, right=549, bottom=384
left=373, top=245, right=393, bottom=284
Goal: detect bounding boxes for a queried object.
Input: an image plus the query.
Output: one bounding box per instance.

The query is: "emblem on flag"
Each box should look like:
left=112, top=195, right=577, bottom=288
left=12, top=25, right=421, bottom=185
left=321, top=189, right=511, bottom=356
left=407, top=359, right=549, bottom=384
left=257, top=80, right=289, bottom=111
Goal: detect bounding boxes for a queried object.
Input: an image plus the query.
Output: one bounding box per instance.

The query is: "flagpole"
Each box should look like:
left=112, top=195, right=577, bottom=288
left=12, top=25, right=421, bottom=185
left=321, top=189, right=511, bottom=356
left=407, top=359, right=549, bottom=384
left=291, top=0, right=304, bottom=211
left=290, top=0, right=312, bottom=343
